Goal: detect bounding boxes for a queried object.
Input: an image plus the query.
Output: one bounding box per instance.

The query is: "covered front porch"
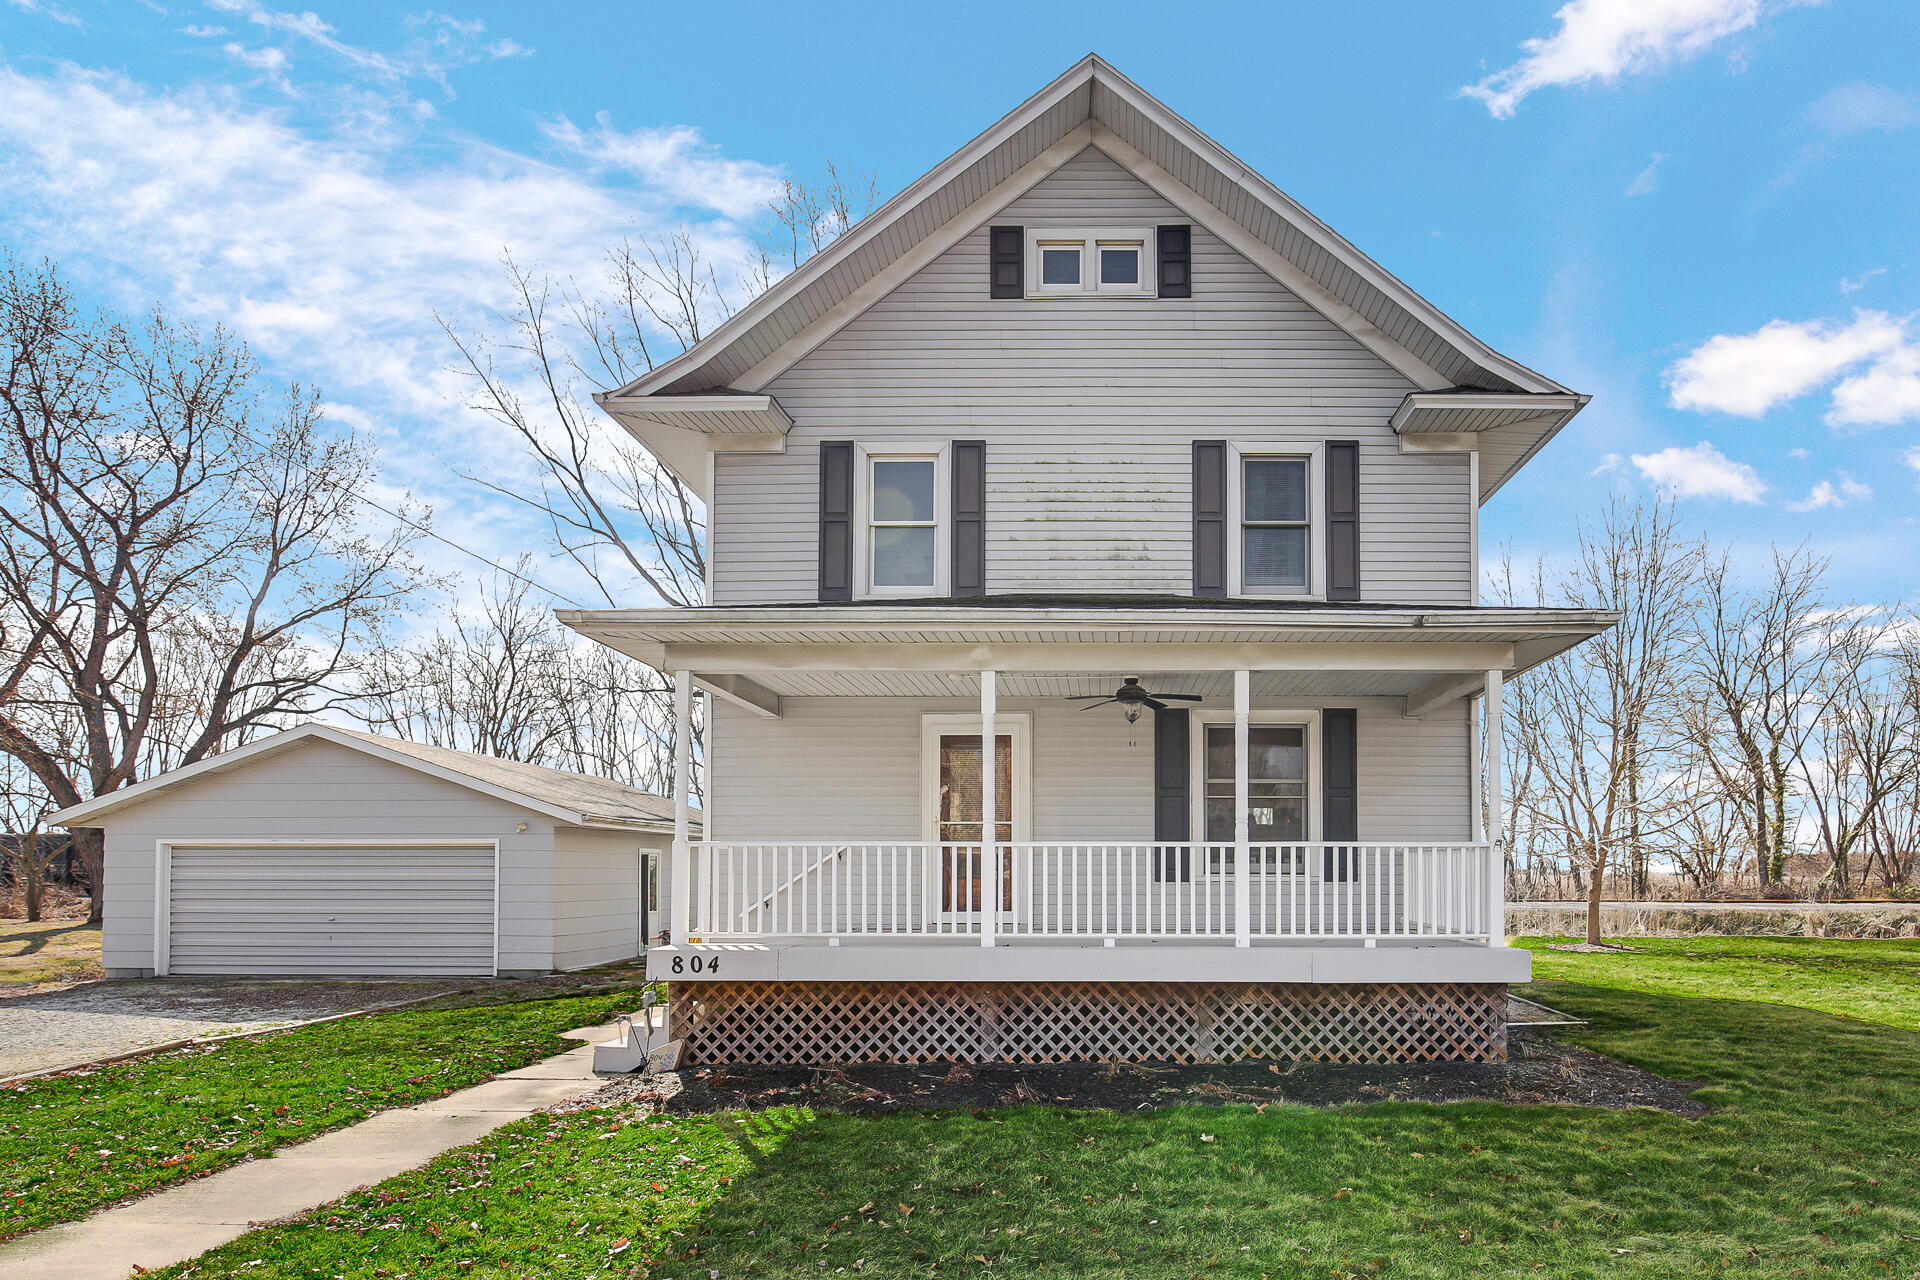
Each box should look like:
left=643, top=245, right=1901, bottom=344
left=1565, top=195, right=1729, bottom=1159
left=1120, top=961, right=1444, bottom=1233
left=563, top=603, right=1611, bottom=968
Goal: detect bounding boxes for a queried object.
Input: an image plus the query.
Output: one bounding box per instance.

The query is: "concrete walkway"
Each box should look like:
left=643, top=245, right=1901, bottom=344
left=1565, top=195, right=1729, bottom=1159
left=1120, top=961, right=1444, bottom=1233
left=0, top=1022, right=618, bottom=1280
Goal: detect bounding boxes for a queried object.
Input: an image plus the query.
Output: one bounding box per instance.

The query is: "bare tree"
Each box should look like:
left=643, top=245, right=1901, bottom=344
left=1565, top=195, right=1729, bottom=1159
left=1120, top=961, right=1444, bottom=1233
left=1494, top=495, right=1704, bottom=942
left=1690, top=546, right=1830, bottom=891
left=357, top=565, right=693, bottom=799
left=0, top=255, right=428, bottom=921
left=430, top=169, right=877, bottom=800
left=2, top=749, right=72, bottom=921
left=1795, top=610, right=1918, bottom=894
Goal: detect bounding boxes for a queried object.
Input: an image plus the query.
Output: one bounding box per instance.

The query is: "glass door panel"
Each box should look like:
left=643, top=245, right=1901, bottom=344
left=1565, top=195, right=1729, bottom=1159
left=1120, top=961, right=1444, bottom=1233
left=938, top=733, right=1014, bottom=911
left=1204, top=724, right=1307, bottom=871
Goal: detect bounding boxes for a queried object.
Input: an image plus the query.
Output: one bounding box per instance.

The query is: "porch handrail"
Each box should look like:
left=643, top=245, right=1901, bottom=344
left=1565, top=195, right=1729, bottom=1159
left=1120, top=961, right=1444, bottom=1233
left=735, top=843, right=851, bottom=929
left=688, top=840, right=1498, bottom=942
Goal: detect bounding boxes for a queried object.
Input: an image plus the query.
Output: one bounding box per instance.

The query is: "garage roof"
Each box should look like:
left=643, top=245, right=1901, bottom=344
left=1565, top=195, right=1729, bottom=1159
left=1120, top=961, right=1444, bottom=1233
left=46, top=724, right=698, bottom=835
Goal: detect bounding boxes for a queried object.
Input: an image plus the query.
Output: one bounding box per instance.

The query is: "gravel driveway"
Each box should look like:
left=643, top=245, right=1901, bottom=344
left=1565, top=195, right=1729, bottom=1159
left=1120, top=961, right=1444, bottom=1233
left=0, top=978, right=466, bottom=1079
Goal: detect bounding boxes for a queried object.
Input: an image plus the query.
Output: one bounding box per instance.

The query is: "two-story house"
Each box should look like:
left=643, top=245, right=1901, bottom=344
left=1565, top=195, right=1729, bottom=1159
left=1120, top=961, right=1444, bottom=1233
left=562, top=56, right=1615, bottom=1066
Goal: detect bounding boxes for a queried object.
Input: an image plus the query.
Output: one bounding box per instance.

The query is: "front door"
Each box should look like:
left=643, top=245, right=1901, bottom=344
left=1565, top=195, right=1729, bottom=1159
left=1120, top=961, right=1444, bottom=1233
left=937, top=732, right=1015, bottom=913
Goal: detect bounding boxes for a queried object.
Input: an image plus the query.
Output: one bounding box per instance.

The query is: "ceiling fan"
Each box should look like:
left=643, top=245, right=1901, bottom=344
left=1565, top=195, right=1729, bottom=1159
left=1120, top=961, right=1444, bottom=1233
left=1066, top=677, right=1203, bottom=722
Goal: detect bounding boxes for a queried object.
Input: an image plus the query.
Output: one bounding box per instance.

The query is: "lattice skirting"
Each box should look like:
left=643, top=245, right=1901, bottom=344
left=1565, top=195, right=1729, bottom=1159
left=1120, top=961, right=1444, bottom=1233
left=669, top=981, right=1507, bottom=1065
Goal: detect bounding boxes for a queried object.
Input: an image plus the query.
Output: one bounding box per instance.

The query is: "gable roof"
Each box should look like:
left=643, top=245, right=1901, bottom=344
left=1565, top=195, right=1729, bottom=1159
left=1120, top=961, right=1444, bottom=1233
left=46, top=724, right=696, bottom=834
left=604, top=55, right=1571, bottom=399
left=596, top=54, right=1583, bottom=503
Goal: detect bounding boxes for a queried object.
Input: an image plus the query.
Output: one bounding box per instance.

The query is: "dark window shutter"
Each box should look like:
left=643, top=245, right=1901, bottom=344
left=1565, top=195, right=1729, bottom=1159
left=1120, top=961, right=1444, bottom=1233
left=1153, top=707, right=1191, bottom=881
left=1157, top=225, right=1191, bottom=298
left=989, top=225, right=1023, bottom=299
left=1323, top=708, right=1358, bottom=881
left=818, top=441, right=854, bottom=602
left=1192, top=441, right=1228, bottom=597
left=1326, top=440, right=1360, bottom=602
left=951, top=440, right=986, bottom=597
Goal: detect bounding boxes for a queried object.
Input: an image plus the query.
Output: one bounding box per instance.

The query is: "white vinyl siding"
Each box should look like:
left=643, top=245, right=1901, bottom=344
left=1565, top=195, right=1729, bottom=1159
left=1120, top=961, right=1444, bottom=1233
left=710, top=148, right=1474, bottom=606
left=552, top=827, right=666, bottom=971
left=707, top=695, right=1466, bottom=845
left=165, top=844, right=495, bottom=977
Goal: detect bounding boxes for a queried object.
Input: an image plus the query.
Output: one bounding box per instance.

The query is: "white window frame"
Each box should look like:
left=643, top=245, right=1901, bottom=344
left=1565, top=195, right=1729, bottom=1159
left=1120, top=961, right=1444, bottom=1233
left=854, top=442, right=949, bottom=599
left=1189, top=709, right=1322, bottom=873
left=1228, top=441, right=1325, bottom=600
left=919, top=712, right=1034, bottom=925
left=1025, top=226, right=1156, bottom=298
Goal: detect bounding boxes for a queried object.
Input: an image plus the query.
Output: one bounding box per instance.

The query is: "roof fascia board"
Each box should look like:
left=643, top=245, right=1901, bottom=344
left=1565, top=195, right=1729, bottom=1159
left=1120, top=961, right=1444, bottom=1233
left=1086, top=126, right=1452, bottom=392
left=608, top=61, right=1104, bottom=401
left=728, top=123, right=1099, bottom=392
left=1390, top=391, right=1583, bottom=429
left=654, top=639, right=1521, bottom=675
left=596, top=394, right=790, bottom=419
left=1086, top=61, right=1568, bottom=396
left=1477, top=393, right=1592, bottom=504
left=49, top=724, right=594, bottom=830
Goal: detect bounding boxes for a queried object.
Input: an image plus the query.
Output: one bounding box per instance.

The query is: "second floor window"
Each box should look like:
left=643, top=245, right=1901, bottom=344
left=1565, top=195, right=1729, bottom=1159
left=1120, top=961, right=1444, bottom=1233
left=1242, top=456, right=1310, bottom=591
left=869, top=454, right=940, bottom=592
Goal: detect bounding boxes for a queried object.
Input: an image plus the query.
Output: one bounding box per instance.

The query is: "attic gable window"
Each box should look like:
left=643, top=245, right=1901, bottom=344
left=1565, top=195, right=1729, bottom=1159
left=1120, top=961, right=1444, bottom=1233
left=1026, top=228, right=1155, bottom=297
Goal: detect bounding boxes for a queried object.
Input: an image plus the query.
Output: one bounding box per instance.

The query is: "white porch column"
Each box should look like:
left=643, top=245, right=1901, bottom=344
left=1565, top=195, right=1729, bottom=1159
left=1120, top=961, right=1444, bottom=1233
left=980, top=669, right=998, bottom=948
left=671, top=668, right=694, bottom=944
left=1467, top=693, right=1484, bottom=843
left=1233, top=669, right=1251, bottom=948
left=1483, top=669, right=1505, bottom=947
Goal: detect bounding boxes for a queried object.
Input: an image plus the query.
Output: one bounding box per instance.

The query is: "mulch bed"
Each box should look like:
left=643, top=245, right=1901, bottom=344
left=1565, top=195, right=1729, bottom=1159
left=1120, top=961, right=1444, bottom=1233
left=565, top=1027, right=1704, bottom=1118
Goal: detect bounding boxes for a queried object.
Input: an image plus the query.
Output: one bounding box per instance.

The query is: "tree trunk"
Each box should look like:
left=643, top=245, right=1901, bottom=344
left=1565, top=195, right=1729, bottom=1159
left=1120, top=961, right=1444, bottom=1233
left=23, top=854, right=43, bottom=923
left=74, top=827, right=105, bottom=924
left=1586, top=844, right=1605, bottom=946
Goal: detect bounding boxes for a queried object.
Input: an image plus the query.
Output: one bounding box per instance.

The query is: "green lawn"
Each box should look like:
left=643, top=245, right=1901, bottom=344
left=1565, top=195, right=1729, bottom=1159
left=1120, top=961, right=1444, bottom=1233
left=0, top=917, right=103, bottom=987
left=0, top=988, right=637, bottom=1239
left=1522, top=934, right=1920, bottom=1030
left=150, top=940, right=1920, bottom=1278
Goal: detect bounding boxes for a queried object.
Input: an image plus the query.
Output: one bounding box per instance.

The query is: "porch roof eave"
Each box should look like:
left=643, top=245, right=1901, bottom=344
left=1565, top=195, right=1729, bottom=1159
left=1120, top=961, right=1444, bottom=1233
left=558, top=602, right=1615, bottom=700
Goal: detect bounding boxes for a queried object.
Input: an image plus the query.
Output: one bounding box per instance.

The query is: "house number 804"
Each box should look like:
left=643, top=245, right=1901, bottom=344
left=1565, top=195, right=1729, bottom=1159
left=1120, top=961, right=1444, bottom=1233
left=670, top=955, right=717, bottom=975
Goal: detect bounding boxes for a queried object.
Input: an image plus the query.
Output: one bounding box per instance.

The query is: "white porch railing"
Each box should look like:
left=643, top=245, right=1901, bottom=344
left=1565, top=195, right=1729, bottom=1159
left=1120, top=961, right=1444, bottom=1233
left=688, top=841, right=1498, bottom=942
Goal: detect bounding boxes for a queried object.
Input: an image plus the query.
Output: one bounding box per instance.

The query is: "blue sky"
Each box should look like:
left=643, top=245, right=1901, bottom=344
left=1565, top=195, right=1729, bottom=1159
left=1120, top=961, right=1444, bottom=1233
left=2, top=0, right=1917, bottom=609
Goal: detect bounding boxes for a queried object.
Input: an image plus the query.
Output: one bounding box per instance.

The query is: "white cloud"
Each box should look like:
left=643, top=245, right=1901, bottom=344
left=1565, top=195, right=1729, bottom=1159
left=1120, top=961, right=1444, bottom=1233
left=1590, top=452, right=1626, bottom=475
left=7, top=0, right=83, bottom=28
left=1462, top=0, right=1815, bottom=120
left=1787, top=446, right=1810, bottom=459
left=1631, top=441, right=1768, bottom=502
left=182, top=24, right=229, bottom=37
left=1905, top=447, right=1920, bottom=484
left=0, top=60, right=773, bottom=600
left=1785, top=473, right=1872, bottom=512
left=1806, top=81, right=1920, bottom=135
left=205, top=1, right=528, bottom=92
left=1624, top=151, right=1666, bottom=196
left=1665, top=311, right=1912, bottom=420
left=222, top=42, right=292, bottom=92
left=1829, top=345, right=1920, bottom=427
left=1840, top=266, right=1887, bottom=295
left=539, top=115, right=785, bottom=220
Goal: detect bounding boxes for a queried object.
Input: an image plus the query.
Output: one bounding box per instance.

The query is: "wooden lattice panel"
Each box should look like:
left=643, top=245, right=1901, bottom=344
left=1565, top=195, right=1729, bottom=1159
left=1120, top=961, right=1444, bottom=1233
left=670, top=980, right=1506, bottom=1065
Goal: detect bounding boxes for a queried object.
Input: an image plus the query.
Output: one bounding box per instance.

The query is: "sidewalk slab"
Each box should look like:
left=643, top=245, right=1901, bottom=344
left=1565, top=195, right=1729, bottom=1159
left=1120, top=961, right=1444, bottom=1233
left=0, top=1022, right=621, bottom=1280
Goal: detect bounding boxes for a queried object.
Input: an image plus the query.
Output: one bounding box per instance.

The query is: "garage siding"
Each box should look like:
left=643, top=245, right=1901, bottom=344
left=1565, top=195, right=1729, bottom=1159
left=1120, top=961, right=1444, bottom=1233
left=165, top=844, right=497, bottom=976
left=96, top=738, right=557, bottom=976
left=552, top=828, right=667, bottom=971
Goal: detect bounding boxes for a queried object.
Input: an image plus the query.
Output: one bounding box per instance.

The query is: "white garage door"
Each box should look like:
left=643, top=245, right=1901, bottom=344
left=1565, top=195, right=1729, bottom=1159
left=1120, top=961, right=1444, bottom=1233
left=165, top=844, right=496, bottom=976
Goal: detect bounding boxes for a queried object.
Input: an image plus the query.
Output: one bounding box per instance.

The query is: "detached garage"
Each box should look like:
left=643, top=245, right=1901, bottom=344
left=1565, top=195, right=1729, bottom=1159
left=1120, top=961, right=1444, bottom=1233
left=49, top=724, right=690, bottom=978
